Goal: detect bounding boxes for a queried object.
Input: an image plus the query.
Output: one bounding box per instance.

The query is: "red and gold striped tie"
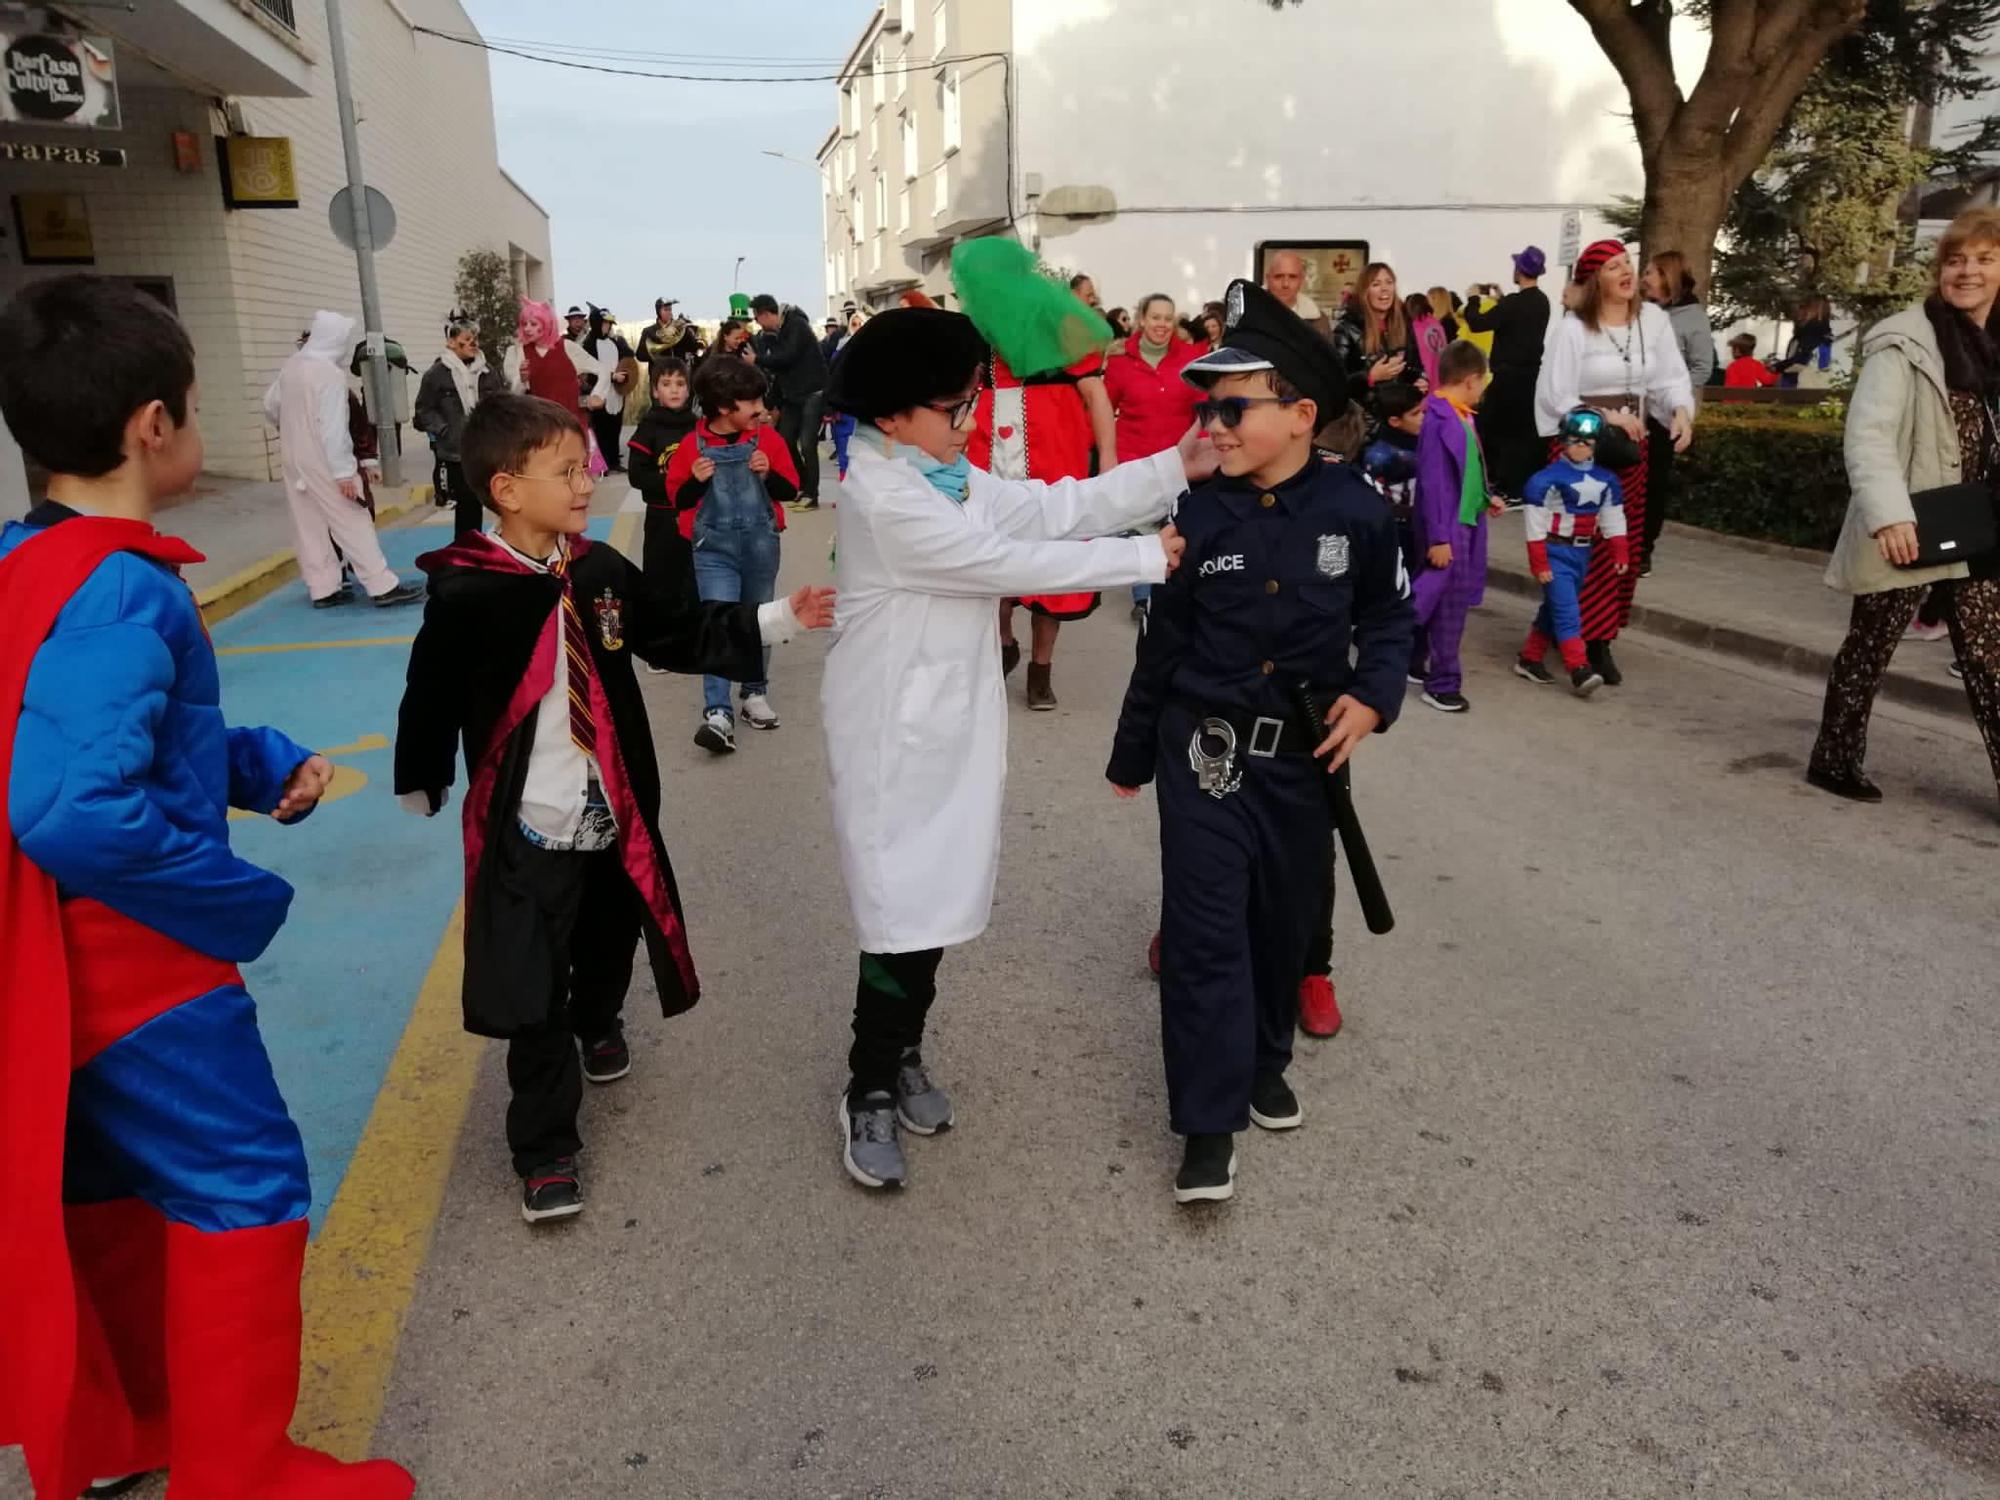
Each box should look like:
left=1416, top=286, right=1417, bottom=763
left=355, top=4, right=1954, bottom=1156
left=547, top=549, right=596, bottom=756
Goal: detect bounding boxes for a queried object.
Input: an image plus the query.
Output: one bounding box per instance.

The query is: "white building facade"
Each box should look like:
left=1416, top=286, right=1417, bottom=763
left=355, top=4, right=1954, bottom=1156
left=0, top=0, right=552, bottom=490
left=820, top=0, right=1649, bottom=317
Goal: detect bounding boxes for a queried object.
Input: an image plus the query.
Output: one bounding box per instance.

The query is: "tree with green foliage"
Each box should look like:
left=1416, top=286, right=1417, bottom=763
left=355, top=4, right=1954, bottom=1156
left=452, top=248, right=518, bottom=362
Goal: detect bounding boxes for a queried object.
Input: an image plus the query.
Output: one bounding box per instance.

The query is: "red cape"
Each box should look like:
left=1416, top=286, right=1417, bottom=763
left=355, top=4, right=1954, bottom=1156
left=0, top=516, right=220, bottom=1500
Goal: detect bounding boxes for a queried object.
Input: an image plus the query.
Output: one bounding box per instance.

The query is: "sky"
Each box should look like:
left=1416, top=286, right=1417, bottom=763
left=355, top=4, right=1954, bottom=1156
left=459, top=0, right=877, bottom=325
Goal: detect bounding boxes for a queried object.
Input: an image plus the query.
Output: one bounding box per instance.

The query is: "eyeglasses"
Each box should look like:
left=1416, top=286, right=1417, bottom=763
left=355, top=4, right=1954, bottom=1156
left=504, top=463, right=593, bottom=492
left=925, top=392, right=981, bottom=429
left=1194, top=395, right=1299, bottom=430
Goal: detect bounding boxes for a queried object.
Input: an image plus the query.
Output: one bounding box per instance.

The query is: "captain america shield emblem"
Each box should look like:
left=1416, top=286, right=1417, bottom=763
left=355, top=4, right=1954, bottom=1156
left=1315, top=533, right=1350, bottom=578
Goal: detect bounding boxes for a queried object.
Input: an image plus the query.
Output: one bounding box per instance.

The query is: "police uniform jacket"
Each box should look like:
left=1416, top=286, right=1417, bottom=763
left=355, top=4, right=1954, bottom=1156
left=1106, top=456, right=1414, bottom=787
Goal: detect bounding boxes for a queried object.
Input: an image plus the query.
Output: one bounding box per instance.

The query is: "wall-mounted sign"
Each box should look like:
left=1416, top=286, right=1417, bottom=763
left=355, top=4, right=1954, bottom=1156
left=12, top=192, right=93, bottom=264
left=0, top=23, right=118, bottom=129
left=1254, top=240, right=1372, bottom=311
left=0, top=138, right=123, bottom=167
left=217, top=135, right=297, bottom=209
left=171, top=129, right=200, bottom=173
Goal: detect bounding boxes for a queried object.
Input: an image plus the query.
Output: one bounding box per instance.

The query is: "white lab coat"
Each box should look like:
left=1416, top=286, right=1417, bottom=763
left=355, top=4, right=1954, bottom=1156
left=822, top=440, right=1184, bottom=953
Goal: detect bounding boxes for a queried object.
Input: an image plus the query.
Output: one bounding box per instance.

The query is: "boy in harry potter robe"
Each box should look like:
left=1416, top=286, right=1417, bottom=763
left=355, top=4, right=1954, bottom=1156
left=394, top=394, right=833, bottom=1223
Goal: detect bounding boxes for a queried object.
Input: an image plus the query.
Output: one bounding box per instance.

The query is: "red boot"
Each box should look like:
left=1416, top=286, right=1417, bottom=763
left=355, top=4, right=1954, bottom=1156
left=1298, top=974, right=1342, bottom=1038
left=163, top=1219, right=414, bottom=1499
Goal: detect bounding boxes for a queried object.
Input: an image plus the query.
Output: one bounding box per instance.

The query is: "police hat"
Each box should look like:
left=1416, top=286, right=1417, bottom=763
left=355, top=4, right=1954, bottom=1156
left=1183, top=279, right=1346, bottom=419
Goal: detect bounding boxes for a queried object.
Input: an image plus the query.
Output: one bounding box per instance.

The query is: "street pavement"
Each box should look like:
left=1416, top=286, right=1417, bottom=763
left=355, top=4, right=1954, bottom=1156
left=6, top=482, right=1998, bottom=1498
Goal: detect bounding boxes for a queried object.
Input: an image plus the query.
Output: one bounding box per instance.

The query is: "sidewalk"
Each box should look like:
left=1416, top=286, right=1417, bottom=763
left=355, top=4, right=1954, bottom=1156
left=1482, top=515, right=1969, bottom=716
left=153, top=471, right=437, bottom=615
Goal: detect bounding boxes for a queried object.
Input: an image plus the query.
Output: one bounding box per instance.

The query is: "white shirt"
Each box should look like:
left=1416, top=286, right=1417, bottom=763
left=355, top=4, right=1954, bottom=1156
left=1534, top=302, right=1694, bottom=437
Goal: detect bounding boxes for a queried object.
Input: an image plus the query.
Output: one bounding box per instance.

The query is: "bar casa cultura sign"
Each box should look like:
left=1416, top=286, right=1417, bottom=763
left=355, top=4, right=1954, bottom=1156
left=1, top=20, right=119, bottom=130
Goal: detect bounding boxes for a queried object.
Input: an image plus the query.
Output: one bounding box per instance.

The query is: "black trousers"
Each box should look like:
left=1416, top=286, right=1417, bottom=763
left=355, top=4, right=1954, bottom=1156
left=848, top=947, right=943, bottom=1101
left=437, top=458, right=482, bottom=536
left=776, top=389, right=826, bottom=501
left=589, top=405, right=625, bottom=471
left=499, top=836, right=641, bottom=1175
left=1643, top=419, right=1675, bottom=566
left=1155, top=707, right=1329, bottom=1134
left=1304, top=831, right=1338, bottom=977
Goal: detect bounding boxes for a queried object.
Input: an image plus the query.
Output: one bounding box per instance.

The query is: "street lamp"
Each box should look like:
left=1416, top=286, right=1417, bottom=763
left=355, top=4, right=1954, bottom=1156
left=733, top=256, right=747, bottom=292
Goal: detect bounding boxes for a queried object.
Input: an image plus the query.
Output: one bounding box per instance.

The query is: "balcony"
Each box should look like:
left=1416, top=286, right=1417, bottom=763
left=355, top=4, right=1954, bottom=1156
left=101, top=0, right=313, bottom=98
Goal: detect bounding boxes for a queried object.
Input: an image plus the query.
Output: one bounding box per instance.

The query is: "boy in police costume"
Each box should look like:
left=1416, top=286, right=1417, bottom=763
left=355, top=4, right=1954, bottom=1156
left=1106, top=280, right=1414, bottom=1204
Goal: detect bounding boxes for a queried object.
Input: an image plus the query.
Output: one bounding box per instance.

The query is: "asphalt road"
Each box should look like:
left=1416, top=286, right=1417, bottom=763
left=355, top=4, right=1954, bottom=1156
left=8, top=499, right=1996, bottom=1499
left=371, top=511, right=2000, bottom=1499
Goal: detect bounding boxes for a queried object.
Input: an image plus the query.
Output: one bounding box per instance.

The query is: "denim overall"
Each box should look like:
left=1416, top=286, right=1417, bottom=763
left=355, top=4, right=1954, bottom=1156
left=691, top=434, right=778, bottom=715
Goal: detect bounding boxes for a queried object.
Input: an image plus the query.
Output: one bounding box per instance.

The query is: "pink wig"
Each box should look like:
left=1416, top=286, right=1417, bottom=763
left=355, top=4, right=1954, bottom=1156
left=518, top=296, right=557, bottom=349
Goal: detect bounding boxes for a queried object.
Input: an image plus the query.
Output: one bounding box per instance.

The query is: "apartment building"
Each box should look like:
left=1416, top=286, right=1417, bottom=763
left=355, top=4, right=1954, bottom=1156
left=820, top=0, right=1652, bottom=316
left=0, top=0, right=552, bottom=497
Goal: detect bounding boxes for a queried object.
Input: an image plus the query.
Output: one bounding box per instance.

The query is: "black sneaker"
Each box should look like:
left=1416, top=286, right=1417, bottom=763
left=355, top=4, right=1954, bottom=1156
left=1174, top=1132, right=1236, bottom=1204
left=84, top=1477, right=154, bottom=1498
left=1806, top=765, right=1883, bottom=803
left=311, top=586, right=354, bottom=609
left=1586, top=640, right=1623, bottom=686
left=521, top=1158, right=583, bottom=1223
left=370, top=581, right=427, bottom=609
left=1514, top=657, right=1554, bottom=685
left=1249, top=1072, right=1302, bottom=1131
left=1421, top=690, right=1469, bottom=713
left=1569, top=665, right=1605, bottom=697
left=1948, top=659, right=1965, bottom=680
left=580, top=1029, right=630, bottom=1084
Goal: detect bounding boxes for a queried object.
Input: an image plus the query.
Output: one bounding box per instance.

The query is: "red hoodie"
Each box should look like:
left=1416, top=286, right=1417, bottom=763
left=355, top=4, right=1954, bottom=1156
left=1102, top=333, right=1201, bottom=465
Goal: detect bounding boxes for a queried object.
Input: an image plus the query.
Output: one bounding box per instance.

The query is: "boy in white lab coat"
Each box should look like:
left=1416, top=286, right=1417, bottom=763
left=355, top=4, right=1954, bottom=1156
left=819, top=306, right=1216, bottom=1190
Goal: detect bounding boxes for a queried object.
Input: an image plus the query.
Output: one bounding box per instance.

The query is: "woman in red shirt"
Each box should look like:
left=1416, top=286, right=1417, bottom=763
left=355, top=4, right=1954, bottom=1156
left=1104, top=295, right=1200, bottom=622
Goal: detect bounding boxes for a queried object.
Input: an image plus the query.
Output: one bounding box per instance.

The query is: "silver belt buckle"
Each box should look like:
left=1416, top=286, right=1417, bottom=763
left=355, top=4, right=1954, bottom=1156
left=1189, top=717, right=1242, bottom=799
left=1247, top=716, right=1284, bottom=758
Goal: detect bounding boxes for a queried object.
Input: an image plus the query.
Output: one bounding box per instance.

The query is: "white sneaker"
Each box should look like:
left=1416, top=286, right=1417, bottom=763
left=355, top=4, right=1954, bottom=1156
left=740, top=692, right=780, bottom=730
left=693, top=709, right=736, bottom=754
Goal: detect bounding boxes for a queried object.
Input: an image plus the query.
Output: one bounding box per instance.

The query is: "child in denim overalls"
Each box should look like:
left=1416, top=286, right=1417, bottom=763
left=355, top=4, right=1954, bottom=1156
left=665, top=357, right=801, bottom=752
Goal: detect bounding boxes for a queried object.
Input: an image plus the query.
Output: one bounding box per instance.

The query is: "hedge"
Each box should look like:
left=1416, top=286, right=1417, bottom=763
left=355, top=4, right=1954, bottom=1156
left=1671, top=403, right=1849, bottom=552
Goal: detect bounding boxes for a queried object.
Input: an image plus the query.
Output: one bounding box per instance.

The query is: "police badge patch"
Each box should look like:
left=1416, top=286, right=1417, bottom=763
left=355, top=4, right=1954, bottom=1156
left=594, top=588, right=625, bottom=651
left=1315, top=533, right=1350, bottom=579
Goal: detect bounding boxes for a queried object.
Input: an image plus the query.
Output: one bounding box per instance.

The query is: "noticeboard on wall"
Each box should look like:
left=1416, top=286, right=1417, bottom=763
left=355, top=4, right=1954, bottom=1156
left=13, top=192, right=93, bottom=264
left=218, top=135, right=298, bottom=209
left=1254, top=240, right=1371, bottom=316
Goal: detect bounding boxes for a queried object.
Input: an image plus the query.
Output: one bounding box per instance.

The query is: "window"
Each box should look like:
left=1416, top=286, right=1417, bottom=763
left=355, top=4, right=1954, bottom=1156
left=851, top=190, right=863, bottom=243
left=899, top=186, right=912, bottom=232
left=940, top=69, right=961, bottom=154
left=869, top=111, right=880, bottom=160
left=932, top=0, right=947, bottom=61
left=251, top=0, right=297, bottom=29
left=900, top=111, right=917, bottom=182
left=875, top=175, right=887, bottom=230
left=933, top=160, right=949, bottom=219
left=873, top=233, right=883, bottom=272
left=841, top=85, right=854, bottom=135
left=896, top=41, right=908, bottom=100
left=871, top=43, right=885, bottom=109
left=843, top=140, right=856, bottom=180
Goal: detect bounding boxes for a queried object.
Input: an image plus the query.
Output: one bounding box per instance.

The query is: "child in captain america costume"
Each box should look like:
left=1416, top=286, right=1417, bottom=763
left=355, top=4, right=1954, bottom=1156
left=0, top=277, right=414, bottom=1499
left=1514, top=407, right=1628, bottom=697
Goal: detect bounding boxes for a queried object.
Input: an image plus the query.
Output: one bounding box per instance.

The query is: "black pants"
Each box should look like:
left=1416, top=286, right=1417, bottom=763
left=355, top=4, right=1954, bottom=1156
left=589, top=405, right=624, bottom=472
left=500, top=838, right=641, bottom=1175
left=1155, top=707, right=1329, bottom=1134
left=641, top=503, right=693, bottom=592
left=437, top=458, right=482, bottom=536
left=777, top=389, right=826, bottom=502
left=848, top=948, right=943, bottom=1101
left=1643, top=419, right=1674, bottom=567
left=1304, top=831, right=1338, bottom=977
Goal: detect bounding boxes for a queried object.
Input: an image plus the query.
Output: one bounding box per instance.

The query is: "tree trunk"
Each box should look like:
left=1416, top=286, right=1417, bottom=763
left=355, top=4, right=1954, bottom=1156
left=1640, top=155, right=1739, bottom=292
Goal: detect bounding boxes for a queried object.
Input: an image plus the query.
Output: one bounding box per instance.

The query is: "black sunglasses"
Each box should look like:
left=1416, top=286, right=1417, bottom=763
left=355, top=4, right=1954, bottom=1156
left=1194, top=394, right=1300, bottom=430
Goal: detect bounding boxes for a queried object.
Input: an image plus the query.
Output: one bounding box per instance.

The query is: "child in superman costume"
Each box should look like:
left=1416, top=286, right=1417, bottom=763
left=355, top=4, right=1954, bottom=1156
left=0, top=276, right=414, bottom=1498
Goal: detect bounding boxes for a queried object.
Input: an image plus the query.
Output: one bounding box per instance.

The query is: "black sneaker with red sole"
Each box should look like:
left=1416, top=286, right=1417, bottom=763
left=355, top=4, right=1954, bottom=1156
left=581, top=1030, right=631, bottom=1084
left=521, top=1158, right=583, bottom=1223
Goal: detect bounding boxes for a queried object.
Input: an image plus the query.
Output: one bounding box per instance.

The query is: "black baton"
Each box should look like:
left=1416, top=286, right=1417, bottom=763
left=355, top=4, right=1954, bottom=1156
left=1294, top=682, right=1395, bottom=935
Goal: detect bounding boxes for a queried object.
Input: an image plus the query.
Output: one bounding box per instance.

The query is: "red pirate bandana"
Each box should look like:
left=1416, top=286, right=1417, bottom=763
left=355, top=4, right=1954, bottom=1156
left=1573, top=239, right=1626, bottom=284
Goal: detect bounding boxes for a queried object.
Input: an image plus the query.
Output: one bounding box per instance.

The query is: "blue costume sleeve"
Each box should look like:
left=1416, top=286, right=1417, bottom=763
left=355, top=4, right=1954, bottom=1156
left=227, top=725, right=314, bottom=819
left=9, top=579, right=295, bottom=963
left=1519, top=465, right=1557, bottom=510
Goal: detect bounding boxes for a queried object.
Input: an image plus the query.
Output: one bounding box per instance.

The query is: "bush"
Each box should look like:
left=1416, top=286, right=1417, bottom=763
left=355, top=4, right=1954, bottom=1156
left=1674, top=404, right=1848, bottom=551
left=453, top=249, right=518, bottom=363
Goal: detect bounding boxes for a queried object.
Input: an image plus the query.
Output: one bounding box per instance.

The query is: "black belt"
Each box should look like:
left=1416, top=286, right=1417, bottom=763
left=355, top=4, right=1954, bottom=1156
left=1171, top=700, right=1318, bottom=756
left=1545, top=533, right=1594, bottom=547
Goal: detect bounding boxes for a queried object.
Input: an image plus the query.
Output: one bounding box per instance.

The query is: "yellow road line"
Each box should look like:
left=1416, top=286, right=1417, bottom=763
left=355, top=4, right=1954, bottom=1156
left=217, top=636, right=416, bottom=657
left=294, top=904, right=482, bottom=1460
left=320, top=732, right=391, bottom=756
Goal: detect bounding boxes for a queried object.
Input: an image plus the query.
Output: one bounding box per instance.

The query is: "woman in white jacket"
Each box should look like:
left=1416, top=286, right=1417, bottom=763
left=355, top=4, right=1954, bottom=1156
left=820, top=306, right=1211, bottom=1190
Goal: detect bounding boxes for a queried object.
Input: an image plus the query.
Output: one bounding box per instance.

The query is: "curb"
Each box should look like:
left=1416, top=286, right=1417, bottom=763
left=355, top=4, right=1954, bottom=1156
left=1481, top=566, right=1967, bottom=717
left=196, top=485, right=435, bottom=628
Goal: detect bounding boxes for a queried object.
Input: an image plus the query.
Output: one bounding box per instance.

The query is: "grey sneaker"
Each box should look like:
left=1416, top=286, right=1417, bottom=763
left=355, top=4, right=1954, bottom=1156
left=894, top=1048, right=954, bottom=1135
left=838, top=1090, right=906, bottom=1188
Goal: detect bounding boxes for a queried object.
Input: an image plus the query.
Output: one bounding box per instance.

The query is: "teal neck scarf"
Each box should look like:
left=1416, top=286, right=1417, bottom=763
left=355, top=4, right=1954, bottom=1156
left=857, top=426, right=972, bottom=504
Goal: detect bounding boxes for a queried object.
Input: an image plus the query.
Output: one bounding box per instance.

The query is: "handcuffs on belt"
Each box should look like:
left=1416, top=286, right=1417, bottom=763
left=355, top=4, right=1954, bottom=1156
left=1187, top=714, right=1285, bottom=799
